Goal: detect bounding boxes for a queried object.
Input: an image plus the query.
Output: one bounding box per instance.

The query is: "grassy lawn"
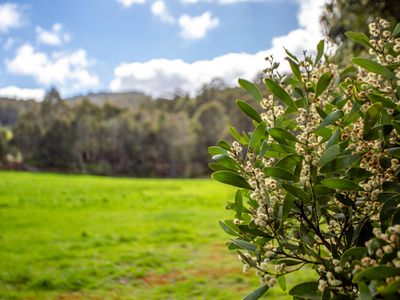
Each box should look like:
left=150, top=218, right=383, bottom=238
left=0, top=171, right=315, bottom=299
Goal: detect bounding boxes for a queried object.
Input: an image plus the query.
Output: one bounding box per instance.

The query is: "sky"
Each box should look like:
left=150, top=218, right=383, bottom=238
left=0, top=0, right=327, bottom=100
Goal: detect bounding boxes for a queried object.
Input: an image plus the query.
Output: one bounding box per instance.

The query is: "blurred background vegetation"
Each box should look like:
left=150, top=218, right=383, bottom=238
left=0, top=0, right=398, bottom=178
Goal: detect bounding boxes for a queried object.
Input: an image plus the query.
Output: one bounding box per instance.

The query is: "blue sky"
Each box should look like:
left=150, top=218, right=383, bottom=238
left=0, top=0, right=325, bottom=100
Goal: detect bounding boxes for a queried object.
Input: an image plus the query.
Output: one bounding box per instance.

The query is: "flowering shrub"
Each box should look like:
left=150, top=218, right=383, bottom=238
left=210, top=18, right=400, bottom=300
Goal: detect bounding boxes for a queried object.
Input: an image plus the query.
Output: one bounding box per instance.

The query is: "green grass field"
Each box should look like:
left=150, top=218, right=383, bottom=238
left=0, top=171, right=314, bottom=299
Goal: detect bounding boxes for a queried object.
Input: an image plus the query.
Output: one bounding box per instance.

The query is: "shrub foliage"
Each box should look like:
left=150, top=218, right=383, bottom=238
left=211, top=18, right=400, bottom=299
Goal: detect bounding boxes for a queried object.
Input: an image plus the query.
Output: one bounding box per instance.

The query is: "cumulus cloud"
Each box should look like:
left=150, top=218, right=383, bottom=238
left=0, top=3, right=23, bottom=33
left=117, top=0, right=146, bottom=8
left=35, top=23, right=71, bottom=46
left=110, top=0, right=328, bottom=98
left=151, top=1, right=175, bottom=24
left=178, top=12, right=219, bottom=40
left=6, top=44, right=99, bottom=92
left=0, top=86, right=45, bottom=101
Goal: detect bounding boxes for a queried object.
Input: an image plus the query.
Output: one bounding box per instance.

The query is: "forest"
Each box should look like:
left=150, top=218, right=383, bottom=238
left=0, top=82, right=254, bottom=177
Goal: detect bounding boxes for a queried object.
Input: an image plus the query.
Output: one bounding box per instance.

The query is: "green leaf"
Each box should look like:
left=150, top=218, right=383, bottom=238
left=268, top=128, right=298, bottom=142
left=232, top=239, right=257, bottom=252
left=235, top=190, right=243, bottom=219
left=282, top=183, right=309, bottom=202
left=364, top=103, right=382, bottom=132
left=238, top=78, right=263, bottom=102
left=237, top=250, right=256, bottom=267
left=289, top=281, right=319, bottom=299
left=212, top=171, right=251, bottom=189
left=229, top=126, right=248, bottom=145
left=264, top=167, right=297, bottom=181
left=284, top=47, right=299, bottom=62
left=238, top=225, right=273, bottom=238
left=286, top=58, right=302, bottom=81
left=316, top=72, right=333, bottom=97
left=264, top=78, right=297, bottom=111
left=378, top=279, right=400, bottom=294
left=314, top=40, right=325, bottom=65
left=340, top=247, right=367, bottom=268
left=212, top=154, right=240, bottom=171
left=320, top=154, right=362, bottom=173
left=261, top=143, right=297, bottom=155
left=367, top=93, right=396, bottom=109
left=277, top=275, right=286, bottom=291
left=358, top=282, right=372, bottom=300
left=243, top=285, right=270, bottom=300
left=208, top=146, right=229, bottom=156
left=281, top=193, right=294, bottom=224
left=392, top=23, right=400, bottom=37
left=236, top=100, right=262, bottom=123
left=318, top=144, right=340, bottom=167
left=249, top=122, right=267, bottom=150
left=219, top=220, right=239, bottom=236
left=353, top=265, right=400, bottom=283
left=352, top=57, right=396, bottom=79
left=319, top=110, right=344, bottom=127
left=275, top=154, right=302, bottom=171
left=321, top=178, right=361, bottom=191
left=345, top=31, right=371, bottom=49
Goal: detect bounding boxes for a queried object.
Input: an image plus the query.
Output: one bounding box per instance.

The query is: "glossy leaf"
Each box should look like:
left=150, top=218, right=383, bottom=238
left=392, top=23, right=400, bottom=37
left=352, top=57, right=396, bottom=79
left=340, top=247, right=367, bottom=268
left=264, top=167, right=297, bottom=181
left=353, top=265, right=400, bottom=282
left=289, top=281, right=319, bottom=299
left=281, top=193, right=295, bottom=224
left=268, top=128, right=298, bottom=142
left=364, top=102, right=382, bottom=132
left=286, top=57, right=302, bottom=81
left=208, top=146, right=229, bottom=156
left=236, top=100, right=262, bottom=123
left=345, top=31, right=371, bottom=49
left=212, top=171, right=251, bottom=189
left=219, top=220, right=239, bottom=236
left=319, top=110, right=344, bottom=127
left=277, top=275, right=286, bottom=291
left=367, top=93, right=396, bottom=109
left=249, top=122, right=267, bottom=150
left=316, top=72, right=333, bottom=97
left=238, top=78, right=263, bottom=102
left=282, top=183, right=309, bottom=202
left=358, top=282, right=372, bottom=300
left=231, top=239, right=257, bottom=252
left=321, top=178, right=361, bottom=191
left=264, top=78, right=297, bottom=111
left=318, top=144, right=340, bottom=166
left=314, top=40, right=325, bottom=65
left=243, top=285, right=270, bottom=300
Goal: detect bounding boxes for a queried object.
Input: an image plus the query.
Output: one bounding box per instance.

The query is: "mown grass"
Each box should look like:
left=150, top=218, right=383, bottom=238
left=0, top=171, right=315, bottom=299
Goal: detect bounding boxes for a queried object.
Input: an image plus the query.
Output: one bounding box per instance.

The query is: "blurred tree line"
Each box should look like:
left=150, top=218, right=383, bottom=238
left=0, top=84, right=254, bottom=177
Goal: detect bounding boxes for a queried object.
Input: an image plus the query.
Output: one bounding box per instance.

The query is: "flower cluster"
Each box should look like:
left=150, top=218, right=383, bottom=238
left=212, top=18, right=400, bottom=299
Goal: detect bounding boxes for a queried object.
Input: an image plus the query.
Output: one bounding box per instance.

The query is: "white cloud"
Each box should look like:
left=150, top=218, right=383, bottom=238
left=0, top=3, right=23, bottom=33
left=178, top=12, right=219, bottom=40
left=110, top=0, right=328, bottom=98
left=151, top=1, right=175, bottom=24
left=0, top=86, right=45, bottom=101
left=6, top=44, right=99, bottom=92
left=35, top=23, right=71, bottom=46
left=117, top=0, right=146, bottom=8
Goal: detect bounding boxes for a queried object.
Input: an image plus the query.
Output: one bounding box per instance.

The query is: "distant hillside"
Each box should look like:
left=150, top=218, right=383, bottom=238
left=67, top=91, right=154, bottom=109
